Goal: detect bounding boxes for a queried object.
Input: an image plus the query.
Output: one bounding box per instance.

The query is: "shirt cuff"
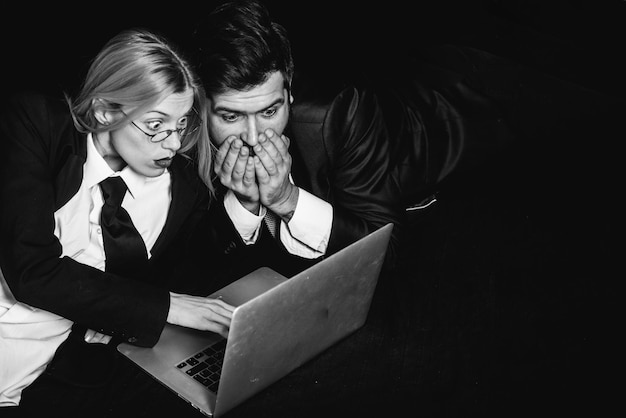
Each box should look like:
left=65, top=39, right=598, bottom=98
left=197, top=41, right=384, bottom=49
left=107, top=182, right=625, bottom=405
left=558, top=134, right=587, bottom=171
left=281, top=188, right=332, bottom=256
left=223, top=190, right=264, bottom=244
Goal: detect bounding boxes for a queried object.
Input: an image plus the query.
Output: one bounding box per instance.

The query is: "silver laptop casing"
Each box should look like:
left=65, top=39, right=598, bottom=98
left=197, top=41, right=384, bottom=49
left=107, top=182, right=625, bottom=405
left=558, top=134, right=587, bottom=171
left=118, top=223, right=393, bottom=417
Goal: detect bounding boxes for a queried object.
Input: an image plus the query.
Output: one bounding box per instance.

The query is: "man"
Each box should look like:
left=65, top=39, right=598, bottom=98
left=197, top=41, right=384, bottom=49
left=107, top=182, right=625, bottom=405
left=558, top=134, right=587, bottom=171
left=188, top=2, right=623, bottom=416
left=192, top=0, right=404, bottom=276
left=191, top=0, right=514, bottom=277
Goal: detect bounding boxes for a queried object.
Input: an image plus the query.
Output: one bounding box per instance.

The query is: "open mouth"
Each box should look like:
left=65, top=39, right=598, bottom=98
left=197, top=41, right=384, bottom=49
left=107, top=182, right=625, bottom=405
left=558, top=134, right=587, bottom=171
left=244, top=145, right=256, bottom=157
left=155, top=157, right=173, bottom=168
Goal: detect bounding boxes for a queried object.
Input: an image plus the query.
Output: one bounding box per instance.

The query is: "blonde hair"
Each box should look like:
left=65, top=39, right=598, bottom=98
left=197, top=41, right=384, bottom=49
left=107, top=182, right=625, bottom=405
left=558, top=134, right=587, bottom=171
left=66, top=28, right=215, bottom=197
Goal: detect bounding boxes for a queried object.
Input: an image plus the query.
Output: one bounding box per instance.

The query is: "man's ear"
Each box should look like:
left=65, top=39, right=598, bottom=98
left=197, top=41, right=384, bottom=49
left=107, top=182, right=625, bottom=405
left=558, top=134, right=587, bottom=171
left=286, top=81, right=294, bottom=104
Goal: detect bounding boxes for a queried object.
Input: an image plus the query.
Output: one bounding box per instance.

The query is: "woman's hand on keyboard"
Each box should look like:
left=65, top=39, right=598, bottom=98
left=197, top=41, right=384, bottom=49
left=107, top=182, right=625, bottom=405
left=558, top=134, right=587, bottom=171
left=167, top=292, right=235, bottom=338
left=83, top=328, right=113, bottom=344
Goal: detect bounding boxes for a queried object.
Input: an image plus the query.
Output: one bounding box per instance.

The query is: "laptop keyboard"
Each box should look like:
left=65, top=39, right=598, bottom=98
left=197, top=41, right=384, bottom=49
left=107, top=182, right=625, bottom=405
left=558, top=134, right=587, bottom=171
left=176, top=339, right=227, bottom=393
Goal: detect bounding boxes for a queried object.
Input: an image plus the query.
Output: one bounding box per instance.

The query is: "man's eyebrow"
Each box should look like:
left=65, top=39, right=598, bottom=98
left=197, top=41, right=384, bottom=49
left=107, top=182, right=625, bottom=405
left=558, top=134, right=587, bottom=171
left=212, top=97, right=285, bottom=113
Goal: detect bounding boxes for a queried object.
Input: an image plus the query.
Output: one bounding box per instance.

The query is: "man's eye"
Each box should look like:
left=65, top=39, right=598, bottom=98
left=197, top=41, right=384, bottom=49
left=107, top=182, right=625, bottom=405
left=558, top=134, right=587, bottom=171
left=222, top=114, right=239, bottom=123
left=262, top=108, right=277, bottom=118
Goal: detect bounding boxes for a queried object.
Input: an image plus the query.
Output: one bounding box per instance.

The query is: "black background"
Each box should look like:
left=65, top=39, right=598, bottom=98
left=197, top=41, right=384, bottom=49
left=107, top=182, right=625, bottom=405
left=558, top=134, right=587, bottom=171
left=3, top=0, right=626, bottom=99
left=2, top=1, right=623, bottom=416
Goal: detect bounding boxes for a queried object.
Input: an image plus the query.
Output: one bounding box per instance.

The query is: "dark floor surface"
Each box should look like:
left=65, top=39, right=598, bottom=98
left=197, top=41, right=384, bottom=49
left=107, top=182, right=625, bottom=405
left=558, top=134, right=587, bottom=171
left=220, top=153, right=618, bottom=418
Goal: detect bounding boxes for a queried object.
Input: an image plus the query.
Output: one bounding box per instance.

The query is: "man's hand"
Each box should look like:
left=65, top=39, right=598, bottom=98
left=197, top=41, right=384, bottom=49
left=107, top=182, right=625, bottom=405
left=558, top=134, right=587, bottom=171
left=252, top=129, right=298, bottom=220
left=214, top=135, right=260, bottom=214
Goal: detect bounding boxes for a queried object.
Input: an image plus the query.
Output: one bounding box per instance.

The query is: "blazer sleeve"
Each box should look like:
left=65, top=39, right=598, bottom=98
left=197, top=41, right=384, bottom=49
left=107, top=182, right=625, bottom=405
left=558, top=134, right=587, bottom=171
left=312, top=87, right=403, bottom=265
left=0, top=92, right=168, bottom=347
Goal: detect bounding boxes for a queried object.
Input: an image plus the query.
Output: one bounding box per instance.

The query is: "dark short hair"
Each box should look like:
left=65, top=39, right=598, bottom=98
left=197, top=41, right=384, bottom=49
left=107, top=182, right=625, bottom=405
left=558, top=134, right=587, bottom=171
left=193, top=0, right=294, bottom=95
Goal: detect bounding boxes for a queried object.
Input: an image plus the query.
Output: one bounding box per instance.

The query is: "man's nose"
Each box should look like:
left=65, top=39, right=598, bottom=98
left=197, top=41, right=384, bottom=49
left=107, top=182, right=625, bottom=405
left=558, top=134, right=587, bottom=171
left=241, top=117, right=259, bottom=147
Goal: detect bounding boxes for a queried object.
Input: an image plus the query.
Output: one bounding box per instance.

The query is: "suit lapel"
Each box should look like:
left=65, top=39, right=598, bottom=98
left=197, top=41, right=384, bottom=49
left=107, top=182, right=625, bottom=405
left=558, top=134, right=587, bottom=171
left=287, top=119, right=330, bottom=200
left=54, top=131, right=88, bottom=210
left=150, top=156, right=203, bottom=259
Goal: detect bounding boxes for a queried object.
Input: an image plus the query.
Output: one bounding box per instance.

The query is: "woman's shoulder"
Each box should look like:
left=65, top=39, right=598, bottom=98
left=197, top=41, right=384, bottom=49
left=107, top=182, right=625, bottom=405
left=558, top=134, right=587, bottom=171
left=3, top=89, right=69, bottom=119
left=1, top=89, right=79, bottom=157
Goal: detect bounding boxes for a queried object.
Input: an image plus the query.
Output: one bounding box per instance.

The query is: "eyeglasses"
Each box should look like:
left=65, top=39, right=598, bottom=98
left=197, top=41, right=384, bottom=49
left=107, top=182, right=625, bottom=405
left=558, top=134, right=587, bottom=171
left=126, top=110, right=202, bottom=143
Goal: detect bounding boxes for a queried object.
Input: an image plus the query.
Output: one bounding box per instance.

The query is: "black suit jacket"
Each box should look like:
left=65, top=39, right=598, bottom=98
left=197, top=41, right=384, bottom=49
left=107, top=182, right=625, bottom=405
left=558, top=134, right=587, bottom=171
left=0, top=91, right=241, bottom=348
left=288, top=45, right=518, bottom=266
left=288, top=85, right=403, bottom=265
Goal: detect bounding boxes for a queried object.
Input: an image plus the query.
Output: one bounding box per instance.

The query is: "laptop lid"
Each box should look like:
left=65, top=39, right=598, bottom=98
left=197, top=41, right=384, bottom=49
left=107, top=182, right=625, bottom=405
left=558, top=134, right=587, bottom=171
left=118, top=222, right=393, bottom=417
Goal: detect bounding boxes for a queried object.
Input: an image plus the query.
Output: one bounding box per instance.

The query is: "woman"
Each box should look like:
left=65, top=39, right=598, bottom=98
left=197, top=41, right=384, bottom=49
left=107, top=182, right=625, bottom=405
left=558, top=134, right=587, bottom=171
left=0, top=28, right=238, bottom=415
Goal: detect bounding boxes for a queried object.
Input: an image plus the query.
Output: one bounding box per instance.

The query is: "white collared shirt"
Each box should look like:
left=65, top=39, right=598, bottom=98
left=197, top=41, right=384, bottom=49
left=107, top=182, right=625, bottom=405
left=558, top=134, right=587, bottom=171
left=55, top=134, right=171, bottom=268
left=1, top=134, right=171, bottom=406
left=223, top=178, right=333, bottom=258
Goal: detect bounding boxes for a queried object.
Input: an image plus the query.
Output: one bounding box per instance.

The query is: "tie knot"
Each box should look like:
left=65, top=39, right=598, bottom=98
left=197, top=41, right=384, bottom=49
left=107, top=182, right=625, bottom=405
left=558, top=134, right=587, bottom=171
left=100, top=176, right=128, bottom=207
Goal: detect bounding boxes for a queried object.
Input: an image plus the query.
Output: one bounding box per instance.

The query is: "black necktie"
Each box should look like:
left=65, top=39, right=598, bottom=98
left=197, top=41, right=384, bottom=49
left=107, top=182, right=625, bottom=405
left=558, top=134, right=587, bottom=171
left=100, top=176, right=148, bottom=276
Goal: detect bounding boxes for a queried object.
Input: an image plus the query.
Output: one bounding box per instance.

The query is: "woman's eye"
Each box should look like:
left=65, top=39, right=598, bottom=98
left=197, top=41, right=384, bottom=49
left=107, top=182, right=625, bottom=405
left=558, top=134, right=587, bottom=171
left=145, top=121, right=162, bottom=132
left=178, top=116, right=189, bottom=128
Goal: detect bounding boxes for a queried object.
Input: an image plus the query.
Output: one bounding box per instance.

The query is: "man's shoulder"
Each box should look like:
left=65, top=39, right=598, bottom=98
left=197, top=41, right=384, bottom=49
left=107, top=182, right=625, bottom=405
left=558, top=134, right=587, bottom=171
left=291, top=76, right=336, bottom=123
left=291, top=71, right=375, bottom=126
left=170, top=154, right=211, bottom=198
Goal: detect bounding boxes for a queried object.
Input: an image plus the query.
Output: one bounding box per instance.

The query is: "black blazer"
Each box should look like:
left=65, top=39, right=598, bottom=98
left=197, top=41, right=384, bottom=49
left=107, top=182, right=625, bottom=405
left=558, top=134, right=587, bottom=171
left=288, top=45, right=518, bottom=266
left=0, top=91, right=241, bottom=347
left=288, top=84, right=403, bottom=265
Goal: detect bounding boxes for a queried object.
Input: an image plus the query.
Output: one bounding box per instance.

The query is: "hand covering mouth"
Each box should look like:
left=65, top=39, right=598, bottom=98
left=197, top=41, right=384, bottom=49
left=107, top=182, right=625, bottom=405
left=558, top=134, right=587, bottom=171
left=244, top=144, right=256, bottom=157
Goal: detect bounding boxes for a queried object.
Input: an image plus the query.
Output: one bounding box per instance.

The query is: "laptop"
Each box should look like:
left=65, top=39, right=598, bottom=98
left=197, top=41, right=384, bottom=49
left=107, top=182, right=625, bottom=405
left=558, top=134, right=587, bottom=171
left=118, top=222, right=393, bottom=417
